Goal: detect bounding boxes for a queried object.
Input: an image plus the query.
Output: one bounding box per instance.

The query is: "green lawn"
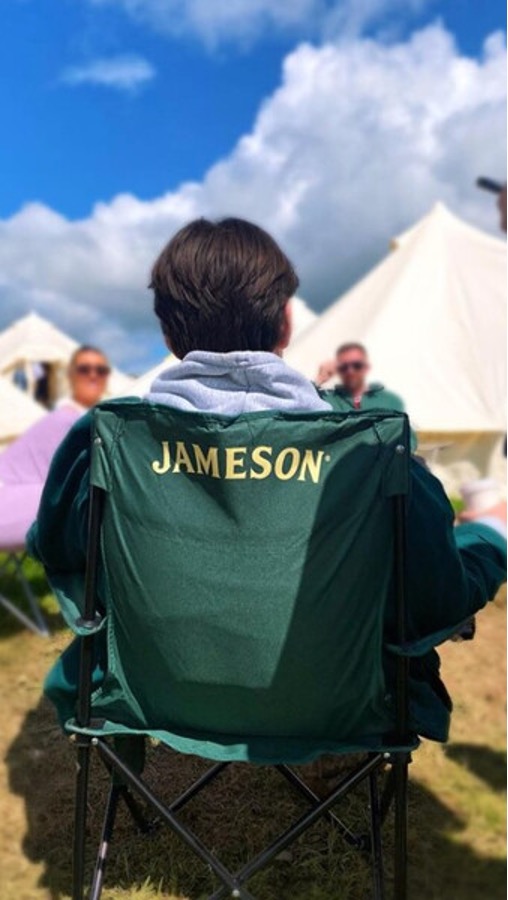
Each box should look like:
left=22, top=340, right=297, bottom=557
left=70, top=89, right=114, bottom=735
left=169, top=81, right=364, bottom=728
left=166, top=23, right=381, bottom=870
left=0, top=561, right=505, bottom=899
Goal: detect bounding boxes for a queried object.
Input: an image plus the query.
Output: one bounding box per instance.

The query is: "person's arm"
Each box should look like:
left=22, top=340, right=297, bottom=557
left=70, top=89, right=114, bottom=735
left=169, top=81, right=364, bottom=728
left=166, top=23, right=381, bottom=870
left=498, top=184, right=507, bottom=233
left=315, top=359, right=336, bottom=387
left=398, top=461, right=506, bottom=645
left=385, top=391, right=406, bottom=413
left=26, top=411, right=93, bottom=575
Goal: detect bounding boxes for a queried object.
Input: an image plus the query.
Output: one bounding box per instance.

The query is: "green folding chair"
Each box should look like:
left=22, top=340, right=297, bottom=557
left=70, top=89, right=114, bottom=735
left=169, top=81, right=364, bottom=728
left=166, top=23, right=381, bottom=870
left=53, top=400, right=417, bottom=900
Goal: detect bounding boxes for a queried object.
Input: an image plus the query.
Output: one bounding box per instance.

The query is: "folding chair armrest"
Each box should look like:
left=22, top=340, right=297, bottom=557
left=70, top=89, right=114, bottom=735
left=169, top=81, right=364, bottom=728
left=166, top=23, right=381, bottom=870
left=45, top=570, right=107, bottom=636
left=386, top=618, right=472, bottom=657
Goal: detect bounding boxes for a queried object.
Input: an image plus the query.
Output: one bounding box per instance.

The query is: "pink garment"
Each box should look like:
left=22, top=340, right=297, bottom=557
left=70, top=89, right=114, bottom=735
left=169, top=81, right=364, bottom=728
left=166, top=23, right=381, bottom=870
left=0, top=405, right=82, bottom=550
left=0, top=484, right=44, bottom=550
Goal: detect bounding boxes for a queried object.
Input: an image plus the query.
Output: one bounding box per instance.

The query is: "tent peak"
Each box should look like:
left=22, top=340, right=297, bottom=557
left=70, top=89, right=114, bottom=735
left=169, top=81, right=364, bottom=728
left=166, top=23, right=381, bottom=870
left=19, top=310, right=46, bottom=321
left=3, top=310, right=62, bottom=332
left=427, top=201, right=468, bottom=225
left=393, top=200, right=502, bottom=249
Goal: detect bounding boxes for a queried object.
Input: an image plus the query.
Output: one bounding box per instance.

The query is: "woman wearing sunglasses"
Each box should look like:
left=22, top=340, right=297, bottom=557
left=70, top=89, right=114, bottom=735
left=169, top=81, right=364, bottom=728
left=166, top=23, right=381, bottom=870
left=64, top=346, right=111, bottom=413
left=0, top=346, right=111, bottom=618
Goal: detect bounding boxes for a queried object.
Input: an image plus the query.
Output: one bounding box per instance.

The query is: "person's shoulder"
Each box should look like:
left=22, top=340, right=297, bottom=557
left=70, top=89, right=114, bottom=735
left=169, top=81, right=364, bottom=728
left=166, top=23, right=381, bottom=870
left=318, top=387, right=348, bottom=409
left=44, top=404, right=83, bottom=430
left=384, top=388, right=404, bottom=402
left=373, top=385, right=405, bottom=409
left=94, top=396, right=146, bottom=412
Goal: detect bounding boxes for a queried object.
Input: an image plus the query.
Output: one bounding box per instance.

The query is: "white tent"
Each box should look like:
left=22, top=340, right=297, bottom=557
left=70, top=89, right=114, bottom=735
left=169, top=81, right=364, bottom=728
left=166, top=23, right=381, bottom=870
left=128, top=354, right=179, bottom=397
left=286, top=203, right=507, bottom=495
left=0, top=376, right=45, bottom=448
left=125, top=295, right=319, bottom=398
left=0, top=311, right=135, bottom=402
left=290, top=296, right=318, bottom=340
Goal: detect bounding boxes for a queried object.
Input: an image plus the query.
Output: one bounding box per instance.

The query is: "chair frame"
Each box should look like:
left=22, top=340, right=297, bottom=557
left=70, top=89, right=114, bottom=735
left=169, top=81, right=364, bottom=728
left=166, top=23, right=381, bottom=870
left=71, top=484, right=411, bottom=900
left=0, top=550, right=49, bottom=636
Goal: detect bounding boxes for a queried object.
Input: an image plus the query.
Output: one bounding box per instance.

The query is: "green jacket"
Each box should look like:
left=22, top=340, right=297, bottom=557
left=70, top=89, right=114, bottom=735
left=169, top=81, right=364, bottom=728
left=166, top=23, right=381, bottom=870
left=321, top=384, right=418, bottom=450
left=28, top=404, right=506, bottom=745
left=322, top=383, right=406, bottom=414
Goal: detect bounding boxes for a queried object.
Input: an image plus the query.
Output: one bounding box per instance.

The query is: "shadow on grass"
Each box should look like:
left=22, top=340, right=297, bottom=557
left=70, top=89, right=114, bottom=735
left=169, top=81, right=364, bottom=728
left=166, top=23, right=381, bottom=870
left=444, top=743, right=507, bottom=794
left=5, top=695, right=507, bottom=900
left=0, top=555, right=65, bottom=640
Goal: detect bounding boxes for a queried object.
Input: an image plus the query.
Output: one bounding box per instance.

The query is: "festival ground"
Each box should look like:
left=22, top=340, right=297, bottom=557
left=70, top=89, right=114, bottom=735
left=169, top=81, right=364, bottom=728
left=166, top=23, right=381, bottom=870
left=0, top=562, right=505, bottom=900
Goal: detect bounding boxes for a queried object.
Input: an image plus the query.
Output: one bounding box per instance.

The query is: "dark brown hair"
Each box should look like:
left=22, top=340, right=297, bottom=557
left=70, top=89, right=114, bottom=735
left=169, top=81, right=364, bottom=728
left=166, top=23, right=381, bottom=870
left=150, top=218, right=299, bottom=357
left=336, top=342, right=368, bottom=357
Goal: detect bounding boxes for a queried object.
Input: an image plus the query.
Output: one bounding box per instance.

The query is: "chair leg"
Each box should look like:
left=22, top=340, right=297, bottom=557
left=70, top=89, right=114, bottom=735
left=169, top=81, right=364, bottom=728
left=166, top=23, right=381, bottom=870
left=393, top=754, right=409, bottom=900
left=14, top=553, right=50, bottom=636
left=73, top=742, right=92, bottom=900
left=275, top=764, right=365, bottom=849
left=0, top=592, right=47, bottom=636
left=89, top=785, right=121, bottom=900
left=379, top=768, right=395, bottom=825
left=208, top=755, right=384, bottom=900
left=368, top=768, right=385, bottom=900
left=120, top=786, right=156, bottom=834
left=0, top=553, right=49, bottom=636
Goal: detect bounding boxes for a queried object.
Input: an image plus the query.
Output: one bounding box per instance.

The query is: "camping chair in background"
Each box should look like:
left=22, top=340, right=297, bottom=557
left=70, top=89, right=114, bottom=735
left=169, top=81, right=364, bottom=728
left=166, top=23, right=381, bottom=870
left=0, top=483, right=49, bottom=636
left=0, top=404, right=81, bottom=636
left=51, top=401, right=416, bottom=900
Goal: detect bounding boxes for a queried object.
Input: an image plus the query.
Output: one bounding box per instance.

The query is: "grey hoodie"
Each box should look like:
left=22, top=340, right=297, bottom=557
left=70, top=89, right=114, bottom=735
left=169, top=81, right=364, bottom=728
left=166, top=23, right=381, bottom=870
left=147, top=351, right=331, bottom=416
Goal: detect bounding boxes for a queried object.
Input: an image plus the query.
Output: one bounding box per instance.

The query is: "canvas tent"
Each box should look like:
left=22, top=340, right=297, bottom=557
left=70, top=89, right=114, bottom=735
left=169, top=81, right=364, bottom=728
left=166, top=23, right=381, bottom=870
left=0, top=376, right=45, bottom=448
left=286, top=203, right=507, bottom=495
left=290, top=296, right=318, bottom=339
left=128, top=354, right=179, bottom=397
left=0, top=311, right=134, bottom=404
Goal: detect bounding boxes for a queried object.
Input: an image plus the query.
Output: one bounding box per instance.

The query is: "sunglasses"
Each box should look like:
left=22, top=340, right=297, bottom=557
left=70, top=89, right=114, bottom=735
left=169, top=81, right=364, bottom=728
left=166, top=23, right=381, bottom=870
left=338, top=361, right=366, bottom=374
left=74, top=364, right=111, bottom=378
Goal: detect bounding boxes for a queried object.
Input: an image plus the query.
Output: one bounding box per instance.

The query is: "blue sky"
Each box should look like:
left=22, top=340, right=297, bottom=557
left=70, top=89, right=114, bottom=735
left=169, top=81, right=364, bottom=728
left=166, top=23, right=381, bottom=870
left=1, top=1, right=288, bottom=218
left=1, top=0, right=504, bottom=219
left=0, top=0, right=506, bottom=371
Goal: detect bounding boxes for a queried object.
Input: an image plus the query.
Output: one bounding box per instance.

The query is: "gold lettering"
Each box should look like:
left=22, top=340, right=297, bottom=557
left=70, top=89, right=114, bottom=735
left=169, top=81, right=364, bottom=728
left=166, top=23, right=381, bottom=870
left=250, top=445, right=273, bottom=479
left=151, top=441, right=171, bottom=474
left=193, top=444, right=220, bottom=478
left=152, top=441, right=325, bottom=483
left=173, top=441, right=195, bottom=474
left=274, top=447, right=300, bottom=481
left=225, top=446, right=247, bottom=480
left=298, top=449, right=325, bottom=484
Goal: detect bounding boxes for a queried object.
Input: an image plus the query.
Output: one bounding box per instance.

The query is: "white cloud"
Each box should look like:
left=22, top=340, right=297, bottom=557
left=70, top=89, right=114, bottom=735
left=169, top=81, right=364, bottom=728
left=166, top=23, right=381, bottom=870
left=61, top=54, right=155, bottom=91
left=323, top=0, right=432, bottom=40
left=0, top=24, right=505, bottom=371
left=89, top=0, right=323, bottom=46
left=87, top=0, right=435, bottom=47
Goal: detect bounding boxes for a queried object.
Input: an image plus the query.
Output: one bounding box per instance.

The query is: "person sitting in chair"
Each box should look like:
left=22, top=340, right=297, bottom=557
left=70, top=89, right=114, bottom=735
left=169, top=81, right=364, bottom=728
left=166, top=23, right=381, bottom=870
left=0, top=346, right=111, bottom=551
left=29, top=218, right=505, bottom=745
left=326, top=343, right=405, bottom=413
left=0, top=345, right=111, bottom=488
left=317, top=343, right=419, bottom=451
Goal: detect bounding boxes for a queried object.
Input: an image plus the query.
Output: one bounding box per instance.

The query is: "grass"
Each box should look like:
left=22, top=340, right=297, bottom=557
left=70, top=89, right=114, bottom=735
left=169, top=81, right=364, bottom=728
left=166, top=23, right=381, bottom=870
left=0, top=560, right=505, bottom=899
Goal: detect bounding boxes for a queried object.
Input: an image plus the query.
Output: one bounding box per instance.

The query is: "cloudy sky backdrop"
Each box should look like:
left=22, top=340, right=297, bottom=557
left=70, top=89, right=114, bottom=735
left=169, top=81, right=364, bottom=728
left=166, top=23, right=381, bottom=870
left=0, top=0, right=505, bottom=371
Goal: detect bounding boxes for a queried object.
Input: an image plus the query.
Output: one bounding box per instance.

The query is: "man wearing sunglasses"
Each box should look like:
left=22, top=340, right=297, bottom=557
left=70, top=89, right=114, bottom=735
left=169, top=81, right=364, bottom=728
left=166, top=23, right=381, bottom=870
left=328, top=342, right=405, bottom=414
